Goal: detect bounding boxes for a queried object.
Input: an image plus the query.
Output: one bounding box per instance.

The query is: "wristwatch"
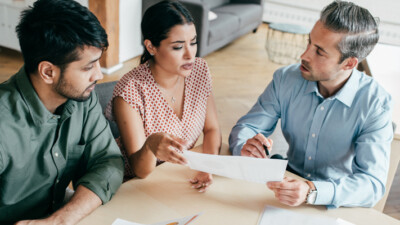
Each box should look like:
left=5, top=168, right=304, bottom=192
left=305, top=180, right=317, bottom=204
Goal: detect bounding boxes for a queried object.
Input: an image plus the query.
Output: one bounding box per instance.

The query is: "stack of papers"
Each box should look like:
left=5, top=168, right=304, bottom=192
left=258, top=206, right=355, bottom=225
left=112, top=212, right=201, bottom=225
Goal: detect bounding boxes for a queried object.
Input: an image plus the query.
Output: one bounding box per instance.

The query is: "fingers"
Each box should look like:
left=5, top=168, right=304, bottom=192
left=254, top=133, right=271, bottom=149
left=266, top=177, right=309, bottom=206
left=165, top=146, right=187, bottom=165
left=241, top=134, right=266, bottom=158
left=241, top=133, right=274, bottom=158
left=170, top=134, right=190, bottom=149
left=190, top=172, right=213, bottom=193
left=147, top=132, right=189, bottom=165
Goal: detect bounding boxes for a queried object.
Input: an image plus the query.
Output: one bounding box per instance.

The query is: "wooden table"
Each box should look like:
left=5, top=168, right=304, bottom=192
left=79, top=162, right=400, bottom=225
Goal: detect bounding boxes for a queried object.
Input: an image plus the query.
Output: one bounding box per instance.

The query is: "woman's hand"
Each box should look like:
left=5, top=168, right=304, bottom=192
left=144, top=132, right=189, bottom=165
left=190, top=172, right=213, bottom=193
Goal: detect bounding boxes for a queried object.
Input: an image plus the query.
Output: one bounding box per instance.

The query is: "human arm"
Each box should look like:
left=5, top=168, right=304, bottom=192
left=228, top=72, right=283, bottom=156
left=189, top=93, right=221, bottom=192
left=310, top=101, right=393, bottom=208
left=71, top=92, right=124, bottom=205
left=15, top=186, right=101, bottom=225
left=267, top=97, right=393, bottom=208
left=113, top=97, right=188, bottom=179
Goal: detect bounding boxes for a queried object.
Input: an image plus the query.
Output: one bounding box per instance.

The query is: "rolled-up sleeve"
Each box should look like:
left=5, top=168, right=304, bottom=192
left=74, top=92, right=124, bottom=204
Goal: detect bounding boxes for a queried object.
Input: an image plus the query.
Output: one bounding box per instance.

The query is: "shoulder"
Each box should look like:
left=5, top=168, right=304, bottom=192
left=192, top=58, right=210, bottom=76
left=272, top=63, right=305, bottom=91
left=356, top=72, right=392, bottom=109
left=0, top=75, right=20, bottom=115
left=273, top=63, right=303, bottom=81
left=115, top=64, right=150, bottom=94
left=194, top=57, right=208, bottom=68
left=190, top=57, right=211, bottom=80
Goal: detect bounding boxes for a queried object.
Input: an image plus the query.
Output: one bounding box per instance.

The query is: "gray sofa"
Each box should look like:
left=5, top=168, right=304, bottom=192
left=95, top=81, right=119, bottom=138
left=142, top=0, right=264, bottom=57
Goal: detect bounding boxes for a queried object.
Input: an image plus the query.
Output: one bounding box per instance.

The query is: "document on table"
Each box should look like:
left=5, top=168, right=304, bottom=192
left=112, top=212, right=201, bottom=225
left=183, top=151, right=288, bottom=183
left=258, top=206, right=355, bottom=225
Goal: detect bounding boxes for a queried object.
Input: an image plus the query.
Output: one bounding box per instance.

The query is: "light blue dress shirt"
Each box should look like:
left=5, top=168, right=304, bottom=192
left=229, top=64, right=393, bottom=208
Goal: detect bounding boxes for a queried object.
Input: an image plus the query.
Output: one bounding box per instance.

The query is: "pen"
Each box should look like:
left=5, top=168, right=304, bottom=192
left=263, top=145, right=270, bottom=158
left=264, top=144, right=285, bottom=160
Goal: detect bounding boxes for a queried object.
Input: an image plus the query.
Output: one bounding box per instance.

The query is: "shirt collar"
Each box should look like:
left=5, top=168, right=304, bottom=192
left=304, top=68, right=361, bottom=107
left=15, top=66, right=77, bottom=125
left=333, top=69, right=361, bottom=107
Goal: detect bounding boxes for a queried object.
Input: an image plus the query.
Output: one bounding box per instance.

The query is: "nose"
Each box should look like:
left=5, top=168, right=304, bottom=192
left=91, top=61, right=104, bottom=82
left=184, top=43, right=196, bottom=60
left=300, top=44, right=311, bottom=61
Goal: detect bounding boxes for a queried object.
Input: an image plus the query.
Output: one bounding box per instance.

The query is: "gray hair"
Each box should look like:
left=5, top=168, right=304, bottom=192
left=320, top=1, right=379, bottom=62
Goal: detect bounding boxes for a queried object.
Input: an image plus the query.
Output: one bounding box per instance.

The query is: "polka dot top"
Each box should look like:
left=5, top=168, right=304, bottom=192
left=105, top=57, right=212, bottom=149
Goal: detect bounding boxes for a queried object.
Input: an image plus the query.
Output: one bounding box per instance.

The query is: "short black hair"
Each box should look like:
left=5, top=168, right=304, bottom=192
left=16, top=0, right=108, bottom=74
left=140, top=0, right=194, bottom=64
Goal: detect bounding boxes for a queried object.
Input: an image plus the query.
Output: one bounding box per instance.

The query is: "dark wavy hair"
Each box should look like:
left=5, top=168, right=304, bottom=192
left=140, top=0, right=194, bottom=64
left=320, top=1, right=379, bottom=62
left=16, top=0, right=108, bottom=74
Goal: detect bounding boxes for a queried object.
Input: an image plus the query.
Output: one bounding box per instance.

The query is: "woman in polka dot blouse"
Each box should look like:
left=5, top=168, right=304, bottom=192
left=106, top=1, right=221, bottom=192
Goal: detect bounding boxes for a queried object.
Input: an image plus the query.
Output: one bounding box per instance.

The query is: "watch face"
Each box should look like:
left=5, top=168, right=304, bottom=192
left=307, top=190, right=317, bottom=204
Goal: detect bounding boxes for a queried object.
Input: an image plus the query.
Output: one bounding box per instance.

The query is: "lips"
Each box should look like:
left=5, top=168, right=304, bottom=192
left=86, top=83, right=96, bottom=92
left=182, top=62, right=193, bottom=70
left=300, top=61, right=310, bottom=72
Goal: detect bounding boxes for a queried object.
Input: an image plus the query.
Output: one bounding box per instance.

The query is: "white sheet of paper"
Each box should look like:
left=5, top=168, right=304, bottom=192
left=111, top=213, right=202, bottom=225
left=258, top=206, right=354, bottom=225
left=183, top=151, right=287, bottom=183
left=112, top=218, right=144, bottom=225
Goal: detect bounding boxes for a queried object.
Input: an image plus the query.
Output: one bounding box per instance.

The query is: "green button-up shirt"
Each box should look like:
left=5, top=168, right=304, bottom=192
left=0, top=67, right=124, bottom=223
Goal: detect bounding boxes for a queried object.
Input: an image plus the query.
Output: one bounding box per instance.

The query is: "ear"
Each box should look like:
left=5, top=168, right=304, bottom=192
left=37, top=61, right=60, bottom=84
left=341, top=57, right=359, bottom=70
left=144, top=39, right=156, bottom=55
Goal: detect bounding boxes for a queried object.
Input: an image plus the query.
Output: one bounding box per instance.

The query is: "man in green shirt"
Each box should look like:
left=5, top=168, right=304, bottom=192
left=0, top=0, right=124, bottom=224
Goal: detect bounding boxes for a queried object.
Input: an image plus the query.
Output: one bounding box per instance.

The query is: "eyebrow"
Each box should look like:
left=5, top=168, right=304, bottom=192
left=170, top=35, right=197, bottom=44
left=309, top=34, right=328, bottom=54
left=85, top=55, right=102, bottom=66
left=315, top=44, right=328, bottom=54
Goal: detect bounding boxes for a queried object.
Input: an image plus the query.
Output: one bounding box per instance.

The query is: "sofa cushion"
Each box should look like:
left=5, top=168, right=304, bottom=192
left=208, top=13, right=240, bottom=45
left=95, top=81, right=120, bottom=138
left=203, top=0, right=230, bottom=9
left=213, top=4, right=262, bottom=29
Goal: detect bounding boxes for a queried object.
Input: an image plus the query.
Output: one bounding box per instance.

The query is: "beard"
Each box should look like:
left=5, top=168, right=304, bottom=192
left=54, top=72, right=96, bottom=102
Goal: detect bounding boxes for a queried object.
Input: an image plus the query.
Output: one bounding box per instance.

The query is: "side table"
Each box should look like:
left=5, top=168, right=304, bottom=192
left=265, top=23, right=310, bottom=65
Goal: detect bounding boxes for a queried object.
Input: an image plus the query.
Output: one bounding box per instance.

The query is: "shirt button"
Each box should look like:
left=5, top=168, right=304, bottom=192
left=54, top=152, right=59, bottom=157
left=320, top=106, right=324, bottom=110
left=56, top=179, right=59, bottom=184
left=308, top=156, right=312, bottom=160
left=312, top=133, right=316, bottom=138
left=307, top=174, right=311, bottom=177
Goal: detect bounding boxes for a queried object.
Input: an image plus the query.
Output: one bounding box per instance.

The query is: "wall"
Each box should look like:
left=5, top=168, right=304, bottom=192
left=263, top=0, right=400, bottom=46
left=0, top=0, right=143, bottom=63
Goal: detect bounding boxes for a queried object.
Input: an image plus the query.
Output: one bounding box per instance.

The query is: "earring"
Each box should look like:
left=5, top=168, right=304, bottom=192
left=150, top=52, right=154, bottom=56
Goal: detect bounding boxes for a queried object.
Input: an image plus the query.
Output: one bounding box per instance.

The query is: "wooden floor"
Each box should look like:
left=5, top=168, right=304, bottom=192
left=0, top=24, right=399, bottom=220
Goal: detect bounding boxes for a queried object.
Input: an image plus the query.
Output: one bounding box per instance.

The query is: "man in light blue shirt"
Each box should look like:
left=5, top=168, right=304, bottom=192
left=229, top=1, right=393, bottom=209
